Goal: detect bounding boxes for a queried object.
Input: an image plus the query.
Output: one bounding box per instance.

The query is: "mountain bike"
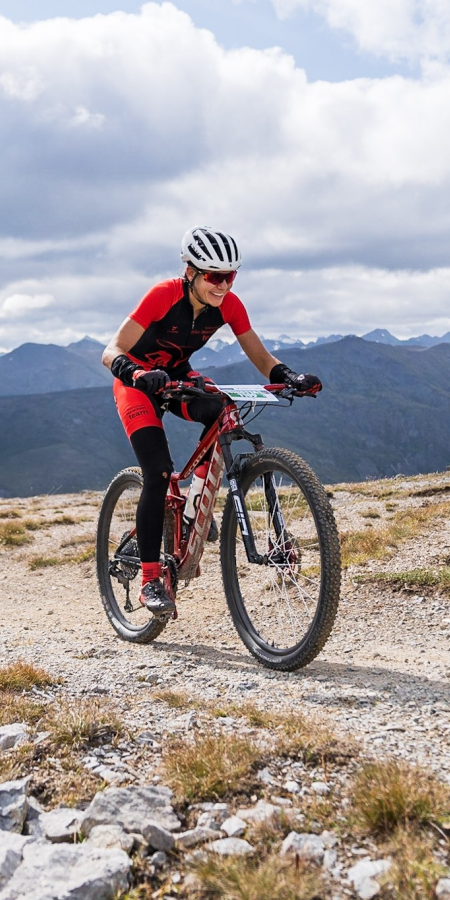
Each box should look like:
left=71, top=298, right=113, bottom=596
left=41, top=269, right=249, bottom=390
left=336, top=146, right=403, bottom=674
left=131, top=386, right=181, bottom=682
left=96, top=381, right=341, bottom=671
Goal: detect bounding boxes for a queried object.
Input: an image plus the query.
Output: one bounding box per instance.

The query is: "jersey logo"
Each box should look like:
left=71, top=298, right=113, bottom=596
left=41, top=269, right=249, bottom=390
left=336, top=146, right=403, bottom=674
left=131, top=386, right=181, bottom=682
left=144, top=350, right=173, bottom=368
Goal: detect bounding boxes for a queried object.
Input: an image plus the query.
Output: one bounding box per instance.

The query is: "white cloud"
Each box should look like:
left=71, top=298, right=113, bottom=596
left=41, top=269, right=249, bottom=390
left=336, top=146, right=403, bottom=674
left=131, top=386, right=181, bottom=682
left=0, top=3, right=449, bottom=350
left=268, top=0, right=450, bottom=62
left=0, top=293, right=54, bottom=318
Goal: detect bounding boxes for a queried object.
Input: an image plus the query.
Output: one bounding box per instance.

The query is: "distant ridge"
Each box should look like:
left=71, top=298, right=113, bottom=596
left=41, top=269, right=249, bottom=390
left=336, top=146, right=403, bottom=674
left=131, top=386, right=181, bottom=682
left=1, top=336, right=450, bottom=496
left=1, top=329, right=450, bottom=397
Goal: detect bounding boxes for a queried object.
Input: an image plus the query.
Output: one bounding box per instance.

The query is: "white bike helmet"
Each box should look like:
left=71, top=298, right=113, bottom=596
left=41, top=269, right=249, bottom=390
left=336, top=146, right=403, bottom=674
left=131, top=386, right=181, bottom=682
left=181, top=226, right=242, bottom=272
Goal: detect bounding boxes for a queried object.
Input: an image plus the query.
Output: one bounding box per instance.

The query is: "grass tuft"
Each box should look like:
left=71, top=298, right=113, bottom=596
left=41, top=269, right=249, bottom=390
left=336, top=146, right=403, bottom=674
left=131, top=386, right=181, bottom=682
left=341, top=500, right=450, bottom=566
left=192, top=853, right=322, bottom=900
left=0, top=690, right=47, bottom=728
left=29, top=556, right=61, bottom=570
left=0, top=660, right=58, bottom=692
left=378, top=826, right=449, bottom=900
left=163, top=732, right=264, bottom=802
left=0, top=521, right=33, bottom=546
left=356, top=567, right=450, bottom=593
left=42, top=697, right=124, bottom=750
left=276, top=713, right=355, bottom=768
left=0, top=507, right=21, bottom=519
left=350, top=759, right=450, bottom=835
left=153, top=689, right=194, bottom=708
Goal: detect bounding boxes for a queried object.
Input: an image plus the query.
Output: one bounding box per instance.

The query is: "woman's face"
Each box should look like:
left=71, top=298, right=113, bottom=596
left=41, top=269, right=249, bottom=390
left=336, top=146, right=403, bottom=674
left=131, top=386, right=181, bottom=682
left=186, top=266, right=232, bottom=308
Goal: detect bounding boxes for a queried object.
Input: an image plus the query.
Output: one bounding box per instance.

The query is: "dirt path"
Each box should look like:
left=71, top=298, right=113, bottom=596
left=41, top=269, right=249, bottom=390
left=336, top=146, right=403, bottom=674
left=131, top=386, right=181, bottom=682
left=1, top=471, right=450, bottom=783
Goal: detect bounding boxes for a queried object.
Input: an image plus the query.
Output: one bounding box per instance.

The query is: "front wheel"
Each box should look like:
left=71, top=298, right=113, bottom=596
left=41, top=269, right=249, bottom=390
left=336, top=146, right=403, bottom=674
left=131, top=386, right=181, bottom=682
left=96, top=467, right=174, bottom=644
left=220, top=449, right=340, bottom=671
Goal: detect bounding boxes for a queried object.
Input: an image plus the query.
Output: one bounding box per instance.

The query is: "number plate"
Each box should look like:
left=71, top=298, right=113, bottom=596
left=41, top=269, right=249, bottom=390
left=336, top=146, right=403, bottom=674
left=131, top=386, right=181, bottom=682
left=216, top=384, right=279, bottom=403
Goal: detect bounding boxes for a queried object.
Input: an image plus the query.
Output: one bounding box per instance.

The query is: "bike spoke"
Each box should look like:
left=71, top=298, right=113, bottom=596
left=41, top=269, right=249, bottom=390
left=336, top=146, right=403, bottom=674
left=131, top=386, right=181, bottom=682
left=233, top=470, right=324, bottom=651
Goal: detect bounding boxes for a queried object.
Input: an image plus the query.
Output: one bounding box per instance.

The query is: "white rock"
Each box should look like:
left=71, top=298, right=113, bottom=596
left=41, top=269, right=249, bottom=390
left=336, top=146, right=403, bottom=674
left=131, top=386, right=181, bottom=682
left=176, top=827, right=221, bottom=849
left=283, top=780, right=301, bottom=794
left=0, top=833, right=31, bottom=890
left=0, top=777, right=30, bottom=833
left=347, top=857, right=391, bottom=900
left=236, top=800, right=280, bottom=824
left=0, top=725, right=29, bottom=753
left=38, top=808, right=83, bottom=843
left=206, top=838, right=254, bottom=856
left=92, top=767, right=129, bottom=785
left=80, top=784, right=180, bottom=842
left=323, top=849, right=338, bottom=870
left=321, top=830, right=339, bottom=849
left=311, top=781, right=330, bottom=796
left=221, top=816, right=246, bottom=838
left=436, top=879, right=450, bottom=899
left=0, top=840, right=131, bottom=900
left=256, top=768, right=276, bottom=785
left=86, top=825, right=134, bottom=853
left=280, top=832, right=326, bottom=862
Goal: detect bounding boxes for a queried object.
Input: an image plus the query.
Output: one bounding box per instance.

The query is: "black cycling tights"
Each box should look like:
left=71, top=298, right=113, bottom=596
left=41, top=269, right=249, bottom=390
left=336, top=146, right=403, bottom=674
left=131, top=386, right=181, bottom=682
left=130, top=427, right=173, bottom=564
left=129, top=392, right=222, bottom=563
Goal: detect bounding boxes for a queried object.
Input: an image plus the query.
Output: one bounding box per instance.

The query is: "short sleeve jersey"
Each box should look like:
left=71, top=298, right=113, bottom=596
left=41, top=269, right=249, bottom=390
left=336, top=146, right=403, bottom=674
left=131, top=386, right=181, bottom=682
left=126, top=278, right=251, bottom=375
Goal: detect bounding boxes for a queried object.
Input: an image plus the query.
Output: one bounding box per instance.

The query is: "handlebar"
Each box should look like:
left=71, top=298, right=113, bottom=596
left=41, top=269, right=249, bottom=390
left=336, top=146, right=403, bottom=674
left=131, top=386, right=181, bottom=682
left=158, top=380, right=317, bottom=402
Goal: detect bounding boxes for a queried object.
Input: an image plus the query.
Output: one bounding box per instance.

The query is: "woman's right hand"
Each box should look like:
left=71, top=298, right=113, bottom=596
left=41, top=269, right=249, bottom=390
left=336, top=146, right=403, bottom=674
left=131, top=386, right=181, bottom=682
left=132, top=369, right=170, bottom=393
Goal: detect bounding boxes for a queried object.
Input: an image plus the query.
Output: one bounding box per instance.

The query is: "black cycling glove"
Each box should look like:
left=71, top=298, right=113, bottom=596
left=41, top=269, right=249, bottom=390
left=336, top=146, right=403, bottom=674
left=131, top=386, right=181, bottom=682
left=111, top=355, right=169, bottom=393
left=269, top=363, right=322, bottom=395
left=132, top=369, right=169, bottom=393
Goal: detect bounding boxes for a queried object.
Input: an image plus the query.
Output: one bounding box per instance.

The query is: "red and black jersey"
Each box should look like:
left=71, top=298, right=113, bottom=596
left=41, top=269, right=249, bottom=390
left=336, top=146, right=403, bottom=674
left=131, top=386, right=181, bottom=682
left=126, top=278, right=251, bottom=376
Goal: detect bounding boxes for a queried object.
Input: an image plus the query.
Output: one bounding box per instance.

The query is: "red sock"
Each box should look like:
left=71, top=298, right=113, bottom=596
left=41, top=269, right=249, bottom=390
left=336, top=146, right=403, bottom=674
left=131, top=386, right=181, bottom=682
left=141, top=562, right=162, bottom=585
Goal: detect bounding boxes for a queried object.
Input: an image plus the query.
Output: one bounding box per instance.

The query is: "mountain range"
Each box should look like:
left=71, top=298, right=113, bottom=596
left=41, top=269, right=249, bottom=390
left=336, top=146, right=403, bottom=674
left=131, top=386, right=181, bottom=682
left=1, top=334, right=450, bottom=497
left=1, top=328, right=450, bottom=396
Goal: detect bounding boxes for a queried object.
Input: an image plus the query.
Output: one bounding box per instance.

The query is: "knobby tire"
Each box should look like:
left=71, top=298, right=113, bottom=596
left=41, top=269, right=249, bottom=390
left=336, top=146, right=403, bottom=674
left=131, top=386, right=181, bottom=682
left=220, top=448, right=340, bottom=670
left=96, top=467, right=172, bottom=644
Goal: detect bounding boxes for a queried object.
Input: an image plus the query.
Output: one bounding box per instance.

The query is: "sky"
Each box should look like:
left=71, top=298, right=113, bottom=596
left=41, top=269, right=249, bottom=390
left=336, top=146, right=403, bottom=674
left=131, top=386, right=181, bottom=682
left=0, top=0, right=450, bottom=352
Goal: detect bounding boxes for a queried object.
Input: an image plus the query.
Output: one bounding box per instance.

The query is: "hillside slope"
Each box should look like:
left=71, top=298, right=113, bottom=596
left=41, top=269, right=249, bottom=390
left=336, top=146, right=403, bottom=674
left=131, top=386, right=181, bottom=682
left=1, top=338, right=449, bottom=496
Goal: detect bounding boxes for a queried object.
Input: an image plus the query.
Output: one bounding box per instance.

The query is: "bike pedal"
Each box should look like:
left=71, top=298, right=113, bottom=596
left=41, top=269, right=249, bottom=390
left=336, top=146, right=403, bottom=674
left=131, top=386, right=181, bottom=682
left=154, top=609, right=176, bottom=622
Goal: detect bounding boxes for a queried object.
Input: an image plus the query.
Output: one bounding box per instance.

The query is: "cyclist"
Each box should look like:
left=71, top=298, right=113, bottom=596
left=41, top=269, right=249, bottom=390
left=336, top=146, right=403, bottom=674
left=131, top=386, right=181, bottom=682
left=102, top=226, right=322, bottom=617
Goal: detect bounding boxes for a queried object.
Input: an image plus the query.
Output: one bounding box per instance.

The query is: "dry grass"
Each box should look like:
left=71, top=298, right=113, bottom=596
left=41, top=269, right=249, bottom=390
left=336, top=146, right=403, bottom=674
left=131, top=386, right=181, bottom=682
left=191, top=853, right=323, bottom=900
left=29, top=556, right=61, bottom=570
left=341, top=499, right=450, bottom=566
left=0, top=520, right=34, bottom=546
left=379, top=827, right=448, bottom=900
left=29, top=545, right=95, bottom=569
left=163, top=732, right=264, bottom=802
left=41, top=697, right=125, bottom=750
left=60, top=532, right=97, bottom=548
left=0, top=507, right=21, bottom=518
left=275, top=712, right=356, bottom=769
left=68, top=546, right=95, bottom=563
left=356, top=567, right=450, bottom=593
left=0, top=660, right=59, bottom=692
left=153, top=689, right=195, bottom=708
left=46, top=515, right=77, bottom=526
left=0, top=740, right=106, bottom=808
left=0, top=690, right=47, bottom=728
left=31, top=751, right=107, bottom=809
left=209, top=701, right=354, bottom=771
left=350, top=759, right=450, bottom=835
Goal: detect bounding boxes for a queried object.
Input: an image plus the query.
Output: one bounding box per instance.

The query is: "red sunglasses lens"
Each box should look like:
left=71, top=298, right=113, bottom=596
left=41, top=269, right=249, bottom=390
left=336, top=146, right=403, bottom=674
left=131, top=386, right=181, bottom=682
left=203, top=270, right=237, bottom=286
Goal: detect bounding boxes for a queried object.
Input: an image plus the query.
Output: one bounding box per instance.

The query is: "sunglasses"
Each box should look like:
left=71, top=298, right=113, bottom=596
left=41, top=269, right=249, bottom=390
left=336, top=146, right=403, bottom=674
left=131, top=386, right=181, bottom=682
left=199, top=269, right=237, bottom=286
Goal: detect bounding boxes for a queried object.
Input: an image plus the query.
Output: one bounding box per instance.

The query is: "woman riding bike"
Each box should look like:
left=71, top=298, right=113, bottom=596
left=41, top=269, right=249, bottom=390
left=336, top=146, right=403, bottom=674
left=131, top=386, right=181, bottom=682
left=102, top=226, right=322, bottom=617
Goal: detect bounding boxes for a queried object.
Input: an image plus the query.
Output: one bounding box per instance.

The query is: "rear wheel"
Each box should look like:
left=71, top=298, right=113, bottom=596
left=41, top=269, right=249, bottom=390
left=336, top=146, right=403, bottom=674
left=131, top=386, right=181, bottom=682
left=220, top=449, right=340, bottom=670
left=96, top=467, right=174, bottom=643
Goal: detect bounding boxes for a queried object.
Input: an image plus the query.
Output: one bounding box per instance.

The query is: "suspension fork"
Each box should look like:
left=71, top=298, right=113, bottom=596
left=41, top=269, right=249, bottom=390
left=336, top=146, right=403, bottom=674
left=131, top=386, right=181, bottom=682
left=220, top=431, right=265, bottom=565
left=262, top=472, right=289, bottom=544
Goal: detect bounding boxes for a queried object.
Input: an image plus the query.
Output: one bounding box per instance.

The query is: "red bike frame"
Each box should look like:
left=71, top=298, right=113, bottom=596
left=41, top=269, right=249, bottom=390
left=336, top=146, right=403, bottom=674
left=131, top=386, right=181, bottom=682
left=164, top=383, right=247, bottom=581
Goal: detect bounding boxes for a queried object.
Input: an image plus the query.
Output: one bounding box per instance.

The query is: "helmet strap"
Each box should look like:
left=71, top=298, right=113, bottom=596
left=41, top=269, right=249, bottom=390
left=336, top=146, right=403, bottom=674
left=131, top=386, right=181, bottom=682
left=186, top=270, right=210, bottom=307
